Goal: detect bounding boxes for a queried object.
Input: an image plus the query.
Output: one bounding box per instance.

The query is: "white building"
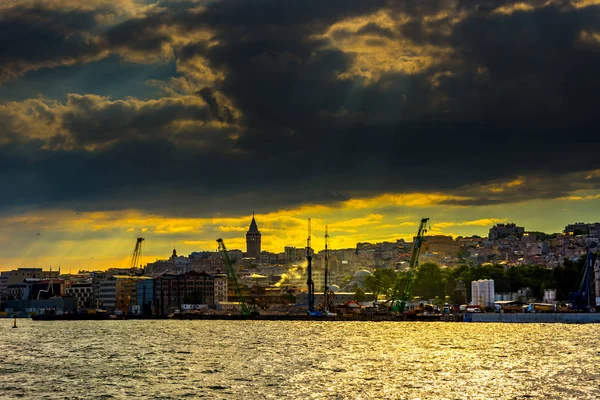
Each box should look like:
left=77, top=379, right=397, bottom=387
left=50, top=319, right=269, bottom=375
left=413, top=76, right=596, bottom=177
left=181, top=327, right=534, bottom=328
left=213, top=274, right=228, bottom=303
left=543, top=289, right=557, bottom=303
left=471, top=279, right=495, bottom=307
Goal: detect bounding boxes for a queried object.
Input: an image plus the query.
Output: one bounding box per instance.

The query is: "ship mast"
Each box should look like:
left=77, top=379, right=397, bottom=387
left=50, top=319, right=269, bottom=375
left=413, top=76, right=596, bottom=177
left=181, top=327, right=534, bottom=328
left=323, top=225, right=329, bottom=312
left=306, top=218, right=314, bottom=313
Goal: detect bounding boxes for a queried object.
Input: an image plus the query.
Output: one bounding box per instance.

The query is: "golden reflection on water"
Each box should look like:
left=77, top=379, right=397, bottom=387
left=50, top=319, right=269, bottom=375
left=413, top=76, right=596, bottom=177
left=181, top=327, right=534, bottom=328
left=1, top=320, right=599, bottom=399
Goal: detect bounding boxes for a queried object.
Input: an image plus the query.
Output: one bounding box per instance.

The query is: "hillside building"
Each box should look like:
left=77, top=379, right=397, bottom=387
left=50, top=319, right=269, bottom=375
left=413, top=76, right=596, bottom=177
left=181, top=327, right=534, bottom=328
left=489, top=223, right=525, bottom=240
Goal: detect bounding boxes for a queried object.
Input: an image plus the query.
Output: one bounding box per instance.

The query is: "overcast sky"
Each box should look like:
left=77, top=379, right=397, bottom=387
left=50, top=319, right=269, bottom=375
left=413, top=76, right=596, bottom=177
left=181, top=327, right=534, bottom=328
left=1, top=0, right=600, bottom=271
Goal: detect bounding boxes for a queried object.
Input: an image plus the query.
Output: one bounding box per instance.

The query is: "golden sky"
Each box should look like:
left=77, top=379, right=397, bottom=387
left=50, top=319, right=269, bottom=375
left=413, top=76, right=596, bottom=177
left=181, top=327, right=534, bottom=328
left=1, top=1, right=600, bottom=271
left=2, top=190, right=599, bottom=272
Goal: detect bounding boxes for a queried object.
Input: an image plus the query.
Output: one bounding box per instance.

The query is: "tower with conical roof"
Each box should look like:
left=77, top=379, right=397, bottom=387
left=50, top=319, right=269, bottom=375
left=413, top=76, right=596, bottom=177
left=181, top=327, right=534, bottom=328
left=246, top=214, right=261, bottom=258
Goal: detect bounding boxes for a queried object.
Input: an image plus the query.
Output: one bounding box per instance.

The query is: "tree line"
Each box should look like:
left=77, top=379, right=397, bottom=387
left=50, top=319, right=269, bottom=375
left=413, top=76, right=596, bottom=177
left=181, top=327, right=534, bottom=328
left=363, top=255, right=588, bottom=304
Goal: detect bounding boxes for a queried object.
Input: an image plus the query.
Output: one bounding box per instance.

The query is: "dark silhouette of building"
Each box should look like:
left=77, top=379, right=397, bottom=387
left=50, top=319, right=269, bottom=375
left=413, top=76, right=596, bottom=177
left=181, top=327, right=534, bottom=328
left=246, top=214, right=261, bottom=258
left=489, top=223, right=524, bottom=240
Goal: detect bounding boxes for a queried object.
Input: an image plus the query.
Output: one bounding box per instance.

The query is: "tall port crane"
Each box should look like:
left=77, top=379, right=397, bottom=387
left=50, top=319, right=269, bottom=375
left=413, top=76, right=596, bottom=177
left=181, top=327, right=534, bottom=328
left=122, top=237, right=144, bottom=314
left=569, top=249, right=596, bottom=311
left=217, top=238, right=252, bottom=317
left=129, top=237, right=145, bottom=276
left=393, top=218, right=429, bottom=314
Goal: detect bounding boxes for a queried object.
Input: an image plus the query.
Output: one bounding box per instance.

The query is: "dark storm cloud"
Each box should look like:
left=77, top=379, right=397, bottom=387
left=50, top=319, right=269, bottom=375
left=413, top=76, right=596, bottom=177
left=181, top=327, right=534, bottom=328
left=0, top=1, right=173, bottom=81
left=2, top=0, right=600, bottom=216
left=198, top=87, right=234, bottom=123
left=61, top=94, right=213, bottom=146
left=0, top=5, right=105, bottom=81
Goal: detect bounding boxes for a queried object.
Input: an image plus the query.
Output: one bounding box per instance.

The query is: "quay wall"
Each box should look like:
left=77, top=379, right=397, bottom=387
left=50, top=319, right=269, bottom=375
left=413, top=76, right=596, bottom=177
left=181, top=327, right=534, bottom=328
left=468, top=313, right=600, bottom=323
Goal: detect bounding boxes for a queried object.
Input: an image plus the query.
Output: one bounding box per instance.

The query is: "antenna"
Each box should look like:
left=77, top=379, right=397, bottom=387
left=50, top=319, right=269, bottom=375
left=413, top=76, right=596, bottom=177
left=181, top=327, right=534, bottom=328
left=325, top=225, right=329, bottom=259
left=306, top=218, right=314, bottom=313
left=307, top=218, right=311, bottom=253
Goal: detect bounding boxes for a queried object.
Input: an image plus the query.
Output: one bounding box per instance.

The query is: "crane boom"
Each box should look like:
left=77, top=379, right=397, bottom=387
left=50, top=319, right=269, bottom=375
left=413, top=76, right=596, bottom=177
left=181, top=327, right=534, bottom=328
left=394, top=218, right=429, bottom=314
left=569, top=249, right=595, bottom=311
left=122, top=237, right=144, bottom=314
left=129, top=237, right=145, bottom=275
left=217, top=238, right=251, bottom=316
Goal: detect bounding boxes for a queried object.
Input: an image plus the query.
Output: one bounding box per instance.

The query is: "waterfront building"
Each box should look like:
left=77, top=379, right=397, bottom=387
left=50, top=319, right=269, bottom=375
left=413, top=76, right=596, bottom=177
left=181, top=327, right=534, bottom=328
left=31, top=279, right=64, bottom=299
left=136, top=278, right=154, bottom=315
left=154, top=271, right=221, bottom=315
left=6, top=283, right=29, bottom=300
left=5, top=278, right=64, bottom=301
left=90, top=271, right=106, bottom=308
left=0, top=268, right=60, bottom=300
left=246, top=215, right=261, bottom=259
left=98, top=277, right=117, bottom=310
left=471, top=279, right=495, bottom=308
left=98, top=276, right=145, bottom=312
left=64, top=283, right=93, bottom=309
left=543, top=289, right=557, bottom=303
left=3, top=297, right=77, bottom=313
left=214, top=273, right=228, bottom=303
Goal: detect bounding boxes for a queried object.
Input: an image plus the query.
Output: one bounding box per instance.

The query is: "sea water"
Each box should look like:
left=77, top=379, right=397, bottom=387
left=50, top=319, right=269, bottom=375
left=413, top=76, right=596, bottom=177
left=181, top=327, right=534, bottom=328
left=1, top=320, right=599, bottom=399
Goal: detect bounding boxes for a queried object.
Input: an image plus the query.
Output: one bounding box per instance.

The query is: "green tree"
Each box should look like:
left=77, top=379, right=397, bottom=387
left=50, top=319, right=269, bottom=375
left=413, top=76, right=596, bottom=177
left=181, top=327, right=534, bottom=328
left=412, top=262, right=444, bottom=300
left=364, top=269, right=397, bottom=299
left=391, top=271, right=409, bottom=300
left=443, top=261, right=585, bottom=302
left=364, top=275, right=380, bottom=297
left=354, top=287, right=366, bottom=302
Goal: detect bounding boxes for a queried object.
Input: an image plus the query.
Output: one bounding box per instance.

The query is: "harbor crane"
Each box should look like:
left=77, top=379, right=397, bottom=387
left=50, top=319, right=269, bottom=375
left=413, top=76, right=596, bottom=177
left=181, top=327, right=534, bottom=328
left=129, top=237, right=145, bottom=276
left=122, top=237, right=144, bottom=313
left=392, top=218, right=429, bottom=314
left=217, top=238, right=254, bottom=317
left=569, top=248, right=596, bottom=312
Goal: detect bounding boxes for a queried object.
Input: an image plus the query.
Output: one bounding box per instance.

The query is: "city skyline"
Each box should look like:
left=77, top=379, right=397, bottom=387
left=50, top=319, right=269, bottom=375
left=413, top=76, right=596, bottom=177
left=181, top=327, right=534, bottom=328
left=1, top=203, right=597, bottom=272
left=2, top=1, right=600, bottom=271
left=3, top=2, right=600, bottom=398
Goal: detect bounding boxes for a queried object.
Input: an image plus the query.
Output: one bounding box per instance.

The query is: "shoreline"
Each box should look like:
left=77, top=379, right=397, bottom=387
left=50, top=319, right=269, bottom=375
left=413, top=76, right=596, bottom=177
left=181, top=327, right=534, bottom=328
left=27, top=313, right=456, bottom=322
left=21, top=312, right=600, bottom=323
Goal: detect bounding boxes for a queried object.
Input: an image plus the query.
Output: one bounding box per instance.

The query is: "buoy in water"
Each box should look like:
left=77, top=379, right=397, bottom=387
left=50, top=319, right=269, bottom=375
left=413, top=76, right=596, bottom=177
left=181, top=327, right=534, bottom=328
left=12, top=317, right=17, bottom=328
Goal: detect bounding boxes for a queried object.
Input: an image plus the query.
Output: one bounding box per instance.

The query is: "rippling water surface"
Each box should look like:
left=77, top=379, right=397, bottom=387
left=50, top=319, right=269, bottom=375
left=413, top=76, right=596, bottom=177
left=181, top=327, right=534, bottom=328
left=1, top=320, right=599, bottom=399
